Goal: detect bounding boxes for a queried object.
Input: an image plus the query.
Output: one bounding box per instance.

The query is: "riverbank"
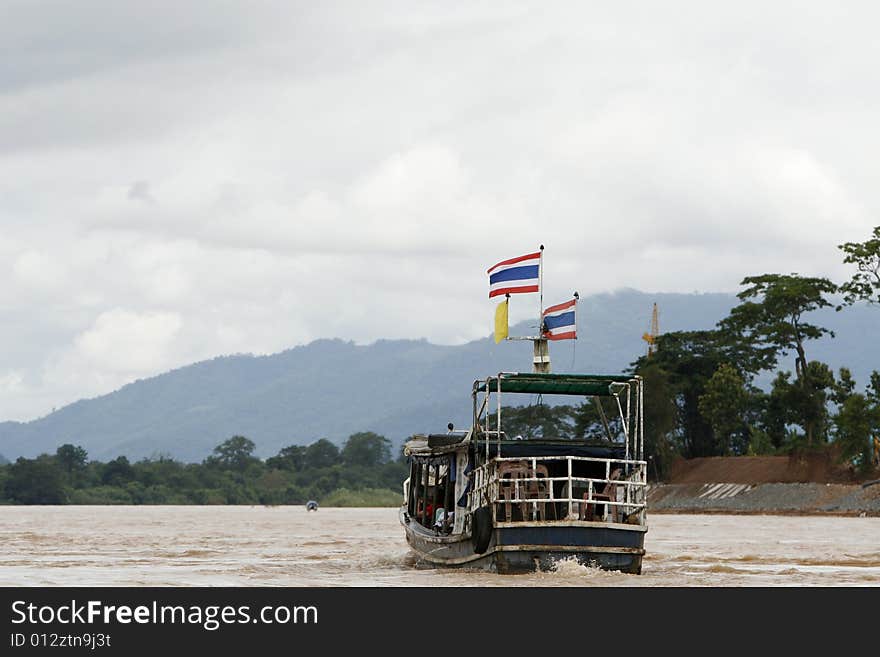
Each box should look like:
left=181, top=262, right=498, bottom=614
left=648, top=455, right=880, bottom=516
left=648, top=481, right=880, bottom=516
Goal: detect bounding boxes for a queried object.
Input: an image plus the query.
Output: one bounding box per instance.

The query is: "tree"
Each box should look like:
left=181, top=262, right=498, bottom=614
left=207, top=436, right=259, bottom=472
left=636, top=361, right=678, bottom=480
left=5, top=456, right=66, bottom=504
left=698, top=363, right=753, bottom=455
left=303, top=439, right=340, bottom=470
left=632, top=324, right=774, bottom=459
left=761, top=372, right=797, bottom=450
left=761, top=363, right=836, bottom=449
left=265, top=445, right=307, bottom=472
left=838, top=225, right=880, bottom=306
left=719, top=273, right=838, bottom=444
left=831, top=367, right=857, bottom=405
left=831, top=368, right=880, bottom=473
left=255, top=469, right=292, bottom=505
left=56, top=444, right=88, bottom=479
left=792, top=362, right=835, bottom=445
left=833, top=394, right=875, bottom=471
left=571, top=399, right=621, bottom=442
left=341, top=432, right=392, bottom=467
left=869, top=371, right=880, bottom=405
left=488, top=404, right=576, bottom=440
left=633, top=330, right=735, bottom=457
left=101, top=456, right=135, bottom=486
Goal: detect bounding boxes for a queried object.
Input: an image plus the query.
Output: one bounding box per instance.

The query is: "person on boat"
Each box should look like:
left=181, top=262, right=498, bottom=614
left=433, top=508, right=453, bottom=533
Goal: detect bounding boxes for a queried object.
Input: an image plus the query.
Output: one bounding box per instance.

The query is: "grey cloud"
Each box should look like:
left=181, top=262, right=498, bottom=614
left=0, top=1, right=275, bottom=93
left=127, top=180, right=155, bottom=204
left=2, top=1, right=879, bottom=421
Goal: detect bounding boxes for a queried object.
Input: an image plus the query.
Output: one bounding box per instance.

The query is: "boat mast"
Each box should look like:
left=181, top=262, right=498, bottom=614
left=504, top=244, right=551, bottom=373
left=533, top=244, right=550, bottom=373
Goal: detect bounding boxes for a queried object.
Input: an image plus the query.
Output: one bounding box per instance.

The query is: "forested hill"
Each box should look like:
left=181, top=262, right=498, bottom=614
left=0, top=289, right=874, bottom=462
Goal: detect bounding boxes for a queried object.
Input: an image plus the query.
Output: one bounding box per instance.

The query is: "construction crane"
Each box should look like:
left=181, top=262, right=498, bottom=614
left=641, top=302, right=659, bottom=357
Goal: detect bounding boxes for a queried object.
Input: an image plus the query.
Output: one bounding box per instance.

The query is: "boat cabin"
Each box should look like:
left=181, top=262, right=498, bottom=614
left=405, top=372, right=647, bottom=532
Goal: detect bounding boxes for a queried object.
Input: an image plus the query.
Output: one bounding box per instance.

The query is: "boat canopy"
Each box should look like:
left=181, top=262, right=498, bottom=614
left=475, top=440, right=625, bottom=460
left=475, top=373, right=637, bottom=397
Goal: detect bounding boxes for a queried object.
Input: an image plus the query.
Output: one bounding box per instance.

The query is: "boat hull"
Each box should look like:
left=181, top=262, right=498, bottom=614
left=400, top=509, right=646, bottom=574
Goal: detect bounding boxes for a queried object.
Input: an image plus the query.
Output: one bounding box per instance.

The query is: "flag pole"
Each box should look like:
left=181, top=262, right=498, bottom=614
left=533, top=244, right=550, bottom=373
left=538, top=244, right=544, bottom=331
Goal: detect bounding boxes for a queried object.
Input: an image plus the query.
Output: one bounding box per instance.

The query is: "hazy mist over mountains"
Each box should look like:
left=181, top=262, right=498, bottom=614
left=0, top=289, right=874, bottom=463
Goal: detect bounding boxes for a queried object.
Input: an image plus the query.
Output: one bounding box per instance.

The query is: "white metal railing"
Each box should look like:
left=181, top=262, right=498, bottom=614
left=468, top=455, right=647, bottom=525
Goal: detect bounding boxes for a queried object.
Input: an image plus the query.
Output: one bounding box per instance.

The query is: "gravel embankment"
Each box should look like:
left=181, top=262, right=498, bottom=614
left=648, top=482, right=880, bottom=516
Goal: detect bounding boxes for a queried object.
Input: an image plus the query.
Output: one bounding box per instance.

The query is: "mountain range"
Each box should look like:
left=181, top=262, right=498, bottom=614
left=0, top=289, right=875, bottom=463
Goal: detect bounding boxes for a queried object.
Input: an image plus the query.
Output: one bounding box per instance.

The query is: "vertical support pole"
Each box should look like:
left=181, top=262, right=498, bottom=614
left=496, top=376, right=502, bottom=458
left=410, top=462, right=419, bottom=517
left=625, top=382, right=631, bottom=464
left=640, top=377, right=645, bottom=462
left=472, top=385, right=477, bottom=442
left=431, top=464, right=440, bottom=528
left=538, top=244, right=544, bottom=333
left=422, top=462, right=430, bottom=525
left=443, top=457, right=453, bottom=532
left=486, top=378, right=491, bottom=463
left=567, top=456, right=573, bottom=520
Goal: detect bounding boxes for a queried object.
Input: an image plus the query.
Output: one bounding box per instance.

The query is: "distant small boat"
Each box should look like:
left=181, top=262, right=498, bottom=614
left=306, top=500, right=319, bottom=512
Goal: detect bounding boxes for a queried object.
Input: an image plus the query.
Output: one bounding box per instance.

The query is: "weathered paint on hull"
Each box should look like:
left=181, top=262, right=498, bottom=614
left=401, top=509, right=646, bottom=574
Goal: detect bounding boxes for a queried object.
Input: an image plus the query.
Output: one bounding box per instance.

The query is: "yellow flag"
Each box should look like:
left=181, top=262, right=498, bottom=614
left=494, top=298, right=509, bottom=343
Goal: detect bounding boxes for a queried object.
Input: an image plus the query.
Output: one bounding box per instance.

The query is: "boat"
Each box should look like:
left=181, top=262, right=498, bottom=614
left=306, top=500, right=319, bottom=512
left=399, top=371, right=648, bottom=573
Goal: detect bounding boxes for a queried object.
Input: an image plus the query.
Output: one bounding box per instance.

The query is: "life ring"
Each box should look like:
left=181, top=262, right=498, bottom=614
left=471, top=506, right=492, bottom=554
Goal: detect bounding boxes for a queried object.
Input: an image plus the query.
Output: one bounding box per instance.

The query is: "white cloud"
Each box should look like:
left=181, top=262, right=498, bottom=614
left=73, top=309, right=182, bottom=374
left=0, top=370, right=24, bottom=394
left=12, top=250, right=66, bottom=289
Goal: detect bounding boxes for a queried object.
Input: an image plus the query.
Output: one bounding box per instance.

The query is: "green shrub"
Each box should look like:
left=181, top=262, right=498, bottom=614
left=320, top=487, right=402, bottom=507
left=68, top=486, right=133, bottom=505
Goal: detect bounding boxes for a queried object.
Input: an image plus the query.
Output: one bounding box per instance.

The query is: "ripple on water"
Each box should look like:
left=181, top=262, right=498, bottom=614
left=703, top=564, right=758, bottom=574
left=3, top=508, right=880, bottom=586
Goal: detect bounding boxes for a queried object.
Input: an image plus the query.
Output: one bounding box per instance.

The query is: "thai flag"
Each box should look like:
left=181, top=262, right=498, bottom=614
left=541, top=298, right=577, bottom=340
left=487, top=251, right=541, bottom=298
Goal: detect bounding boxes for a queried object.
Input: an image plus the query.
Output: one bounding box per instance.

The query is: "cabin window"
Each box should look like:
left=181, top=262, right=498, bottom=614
left=410, top=456, right=455, bottom=533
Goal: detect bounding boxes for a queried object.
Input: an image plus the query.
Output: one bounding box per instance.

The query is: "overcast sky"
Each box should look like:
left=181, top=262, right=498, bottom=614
left=2, top=1, right=878, bottom=421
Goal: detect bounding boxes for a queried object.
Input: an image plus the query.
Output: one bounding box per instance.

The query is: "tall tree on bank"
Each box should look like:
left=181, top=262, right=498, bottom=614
left=341, top=432, right=392, bottom=467
left=697, top=363, right=753, bottom=455
left=838, top=226, right=880, bottom=307
left=830, top=368, right=879, bottom=472
left=303, top=439, right=340, bottom=470
left=635, top=361, right=677, bottom=479
left=265, top=445, right=307, bottom=472
left=4, top=456, right=66, bottom=504
left=55, top=444, right=88, bottom=482
left=632, top=331, right=722, bottom=458
left=632, top=329, right=770, bottom=458
left=719, top=273, right=838, bottom=445
left=205, top=435, right=259, bottom=473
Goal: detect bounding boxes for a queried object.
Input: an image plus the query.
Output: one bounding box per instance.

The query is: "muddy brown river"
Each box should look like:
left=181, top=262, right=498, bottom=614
left=2, top=506, right=878, bottom=586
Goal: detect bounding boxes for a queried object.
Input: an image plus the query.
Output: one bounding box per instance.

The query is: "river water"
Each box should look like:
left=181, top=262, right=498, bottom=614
left=2, top=506, right=878, bottom=586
